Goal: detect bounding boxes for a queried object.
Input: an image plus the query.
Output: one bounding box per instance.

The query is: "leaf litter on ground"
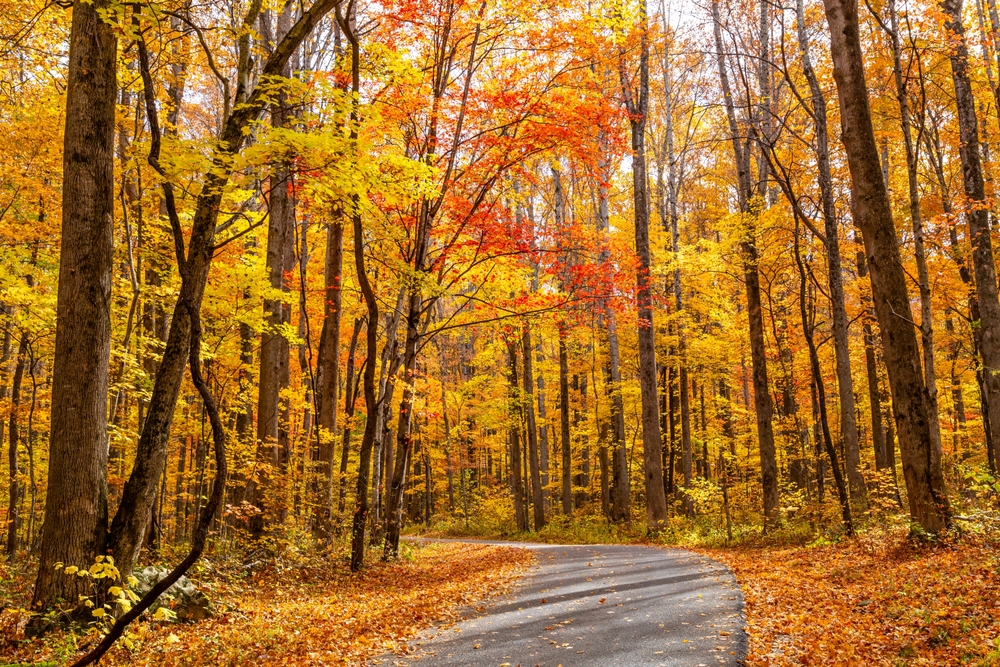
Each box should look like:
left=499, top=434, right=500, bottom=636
left=0, top=541, right=534, bottom=666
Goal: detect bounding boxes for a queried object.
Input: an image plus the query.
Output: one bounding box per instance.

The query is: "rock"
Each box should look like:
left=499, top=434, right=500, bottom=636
left=133, top=566, right=215, bottom=622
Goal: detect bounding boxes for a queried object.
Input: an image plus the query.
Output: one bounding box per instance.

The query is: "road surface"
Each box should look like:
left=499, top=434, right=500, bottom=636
left=382, top=540, right=747, bottom=667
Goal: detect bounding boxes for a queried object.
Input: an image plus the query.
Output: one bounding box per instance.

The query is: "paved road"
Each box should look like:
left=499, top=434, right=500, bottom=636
left=383, top=540, right=747, bottom=667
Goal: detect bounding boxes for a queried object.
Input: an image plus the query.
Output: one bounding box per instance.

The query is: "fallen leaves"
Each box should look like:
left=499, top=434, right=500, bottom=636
left=2, top=542, right=533, bottom=667
left=702, top=531, right=1000, bottom=666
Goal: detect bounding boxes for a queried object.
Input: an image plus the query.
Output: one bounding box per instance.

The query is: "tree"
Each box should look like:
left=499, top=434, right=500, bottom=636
left=619, top=0, right=668, bottom=530
left=821, top=0, right=950, bottom=532
left=32, top=0, right=116, bottom=614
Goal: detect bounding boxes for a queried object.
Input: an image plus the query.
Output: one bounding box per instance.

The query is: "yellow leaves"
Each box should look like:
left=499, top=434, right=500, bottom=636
left=64, top=565, right=78, bottom=575
left=154, top=607, right=177, bottom=622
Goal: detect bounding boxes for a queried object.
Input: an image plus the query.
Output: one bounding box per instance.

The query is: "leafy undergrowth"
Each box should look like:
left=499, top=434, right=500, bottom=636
left=0, top=541, right=534, bottom=666
left=410, top=512, right=654, bottom=545
left=702, top=528, right=1000, bottom=666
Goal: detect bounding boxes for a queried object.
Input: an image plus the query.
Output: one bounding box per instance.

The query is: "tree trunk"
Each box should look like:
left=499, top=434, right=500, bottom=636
left=662, top=38, right=692, bottom=510
left=793, top=220, right=854, bottom=535
left=507, top=339, right=527, bottom=532
left=315, top=214, right=344, bottom=524
left=712, top=0, right=779, bottom=526
left=384, top=287, right=422, bottom=559
left=619, top=0, right=667, bottom=529
left=942, top=0, right=1000, bottom=470
left=253, top=4, right=296, bottom=531
left=6, top=333, right=27, bottom=554
left=33, top=0, right=115, bottom=612
left=796, top=0, right=865, bottom=500
left=523, top=326, right=545, bottom=530
left=337, top=318, right=363, bottom=513
left=821, top=0, right=951, bottom=532
left=860, top=277, right=888, bottom=471
left=534, top=334, right=551, bottom=511
left=104, top=0, right=337, bottom=579
left=558, top=327, right=573, bottom=516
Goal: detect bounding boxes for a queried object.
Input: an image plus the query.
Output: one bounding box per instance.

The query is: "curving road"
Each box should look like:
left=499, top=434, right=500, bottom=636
left=384, top=540, right=747, bottom=667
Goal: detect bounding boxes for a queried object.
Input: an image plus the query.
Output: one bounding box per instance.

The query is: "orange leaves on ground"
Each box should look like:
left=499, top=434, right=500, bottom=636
left=704, top=533, right=1000, bottom=666
left=3, top=542, right=533, bottom=667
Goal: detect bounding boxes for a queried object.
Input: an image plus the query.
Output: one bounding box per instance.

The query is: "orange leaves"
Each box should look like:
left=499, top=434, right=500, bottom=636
left=4, top=542, right=534, bottom=667
left=703, top=533, right=1000, bottom=666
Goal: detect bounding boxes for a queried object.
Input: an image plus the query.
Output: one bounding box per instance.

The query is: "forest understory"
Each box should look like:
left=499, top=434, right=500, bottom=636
left=3, top=520, right=999, bottom=665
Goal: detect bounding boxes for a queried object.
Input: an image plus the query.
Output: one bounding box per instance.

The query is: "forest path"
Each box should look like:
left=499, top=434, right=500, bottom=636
left=382, top=539, right=747, bottom=667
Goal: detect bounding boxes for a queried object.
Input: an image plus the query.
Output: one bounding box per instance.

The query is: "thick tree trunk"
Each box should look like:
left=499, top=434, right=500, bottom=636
left=821, top=0, right=950, bottom=532
left=315, top=215, right=344, bottom=522
left=253, top=5, right=296, bottom=530
left=879, top=0, right=944, bottom=471
left=523, top=326, right=545, bottom=530
left=33, top=0, right=115, bottom=612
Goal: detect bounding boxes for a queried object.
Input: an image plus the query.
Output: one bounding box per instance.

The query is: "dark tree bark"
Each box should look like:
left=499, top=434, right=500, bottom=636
left=6, top=333, right=27, bottom=555
left=941, top=0, right=1000, bottom=470
left=558, top=327, right=573, bottom=516
left=33, top=0, right=115, bottom=612
left=522, top=325, right=545, bottom=530
left=315, top=214, right=344, bottom=523
left=793, top=219, right=854, bottom=535
left=337, top=318, right=363, bottom=513
left=619, top=0, right=668, bottom=529
left=507, top=338, right=527, bottom=532
left=821, top=0, right=950, bottom=532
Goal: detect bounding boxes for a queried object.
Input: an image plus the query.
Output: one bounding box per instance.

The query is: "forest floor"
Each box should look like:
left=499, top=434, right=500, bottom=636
left=0, top=541, right=534, bottom=666
left=704, top=529, right=1000, bottom=666
left=1, top=524, right=998, bottom=666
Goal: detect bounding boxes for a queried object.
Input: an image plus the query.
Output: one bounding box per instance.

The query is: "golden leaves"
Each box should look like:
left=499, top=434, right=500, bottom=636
left=703, top=534, right=1000, bottom=666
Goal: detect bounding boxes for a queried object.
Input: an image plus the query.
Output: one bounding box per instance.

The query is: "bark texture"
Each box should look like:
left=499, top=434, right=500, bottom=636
left=33, top=0, right=115, bottom=611
left=821, top=0, right=950, bottom=532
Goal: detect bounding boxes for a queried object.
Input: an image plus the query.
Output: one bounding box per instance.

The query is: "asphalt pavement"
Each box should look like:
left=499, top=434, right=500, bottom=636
left=381, top=540, right=748, bottom=667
